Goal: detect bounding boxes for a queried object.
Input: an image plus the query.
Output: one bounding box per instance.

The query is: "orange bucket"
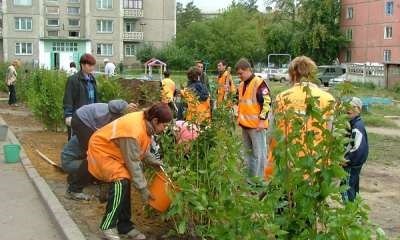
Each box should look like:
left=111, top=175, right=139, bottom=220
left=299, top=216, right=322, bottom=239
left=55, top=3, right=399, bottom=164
left=149, top=171, right=175, bottom=212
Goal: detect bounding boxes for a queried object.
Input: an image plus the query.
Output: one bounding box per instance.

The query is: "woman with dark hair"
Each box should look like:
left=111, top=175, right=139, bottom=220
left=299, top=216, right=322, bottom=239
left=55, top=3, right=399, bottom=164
left=63, top=53, right=98, bottom=140
left=181, top=66, right=211, bottom=124
left=86, top=103, right=173, bottom=240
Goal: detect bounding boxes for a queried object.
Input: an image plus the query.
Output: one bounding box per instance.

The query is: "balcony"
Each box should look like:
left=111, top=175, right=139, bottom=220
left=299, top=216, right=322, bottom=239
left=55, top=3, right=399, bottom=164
left=123, top=8, right=144, bottom=18
left=123, top=32, right=144, bottom=41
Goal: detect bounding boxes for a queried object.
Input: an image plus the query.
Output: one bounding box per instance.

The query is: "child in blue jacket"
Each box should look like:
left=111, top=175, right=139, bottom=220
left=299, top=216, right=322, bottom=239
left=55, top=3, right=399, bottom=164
left=342, top=97, right=369, bottom=202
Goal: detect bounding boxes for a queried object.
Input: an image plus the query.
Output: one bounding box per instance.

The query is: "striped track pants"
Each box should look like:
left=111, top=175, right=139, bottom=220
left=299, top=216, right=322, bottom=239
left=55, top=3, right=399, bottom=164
left=100, top=179, right=134, bottom=234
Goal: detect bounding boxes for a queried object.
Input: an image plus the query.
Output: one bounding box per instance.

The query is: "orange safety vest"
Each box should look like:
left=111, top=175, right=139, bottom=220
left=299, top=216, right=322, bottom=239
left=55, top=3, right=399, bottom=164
left=238, top=76, right=269, bottom=129
left=161, top=78, right=176, bottom=103
left=87, top=112, right=151, bottom=182
left=269, top=82, right=335, bottom=180
left=217, top=70, right=236, bottom=105
left=182, top=89, right=211, bottom=124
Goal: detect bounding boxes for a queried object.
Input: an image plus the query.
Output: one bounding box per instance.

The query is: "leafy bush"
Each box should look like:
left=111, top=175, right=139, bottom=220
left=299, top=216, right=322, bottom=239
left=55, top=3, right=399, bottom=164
left=162, top=106, right=267, bottom=239
left=96, top=75, right=132, bottom=103
left=264, top=86, right=376, bottom=239
left=136, top=43, right=159, bottom=64
left=352, top=81, right=376, bottom=90
left=161, top=87, right=383, bottom=239
left=27, top=70, right=67, bottom=131
left=394, top=82, right=400, bottom=94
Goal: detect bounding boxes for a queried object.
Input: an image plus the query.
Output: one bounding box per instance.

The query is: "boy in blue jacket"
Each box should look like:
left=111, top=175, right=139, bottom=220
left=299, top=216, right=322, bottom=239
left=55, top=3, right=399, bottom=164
left=342, top=97, right=369, bottom=202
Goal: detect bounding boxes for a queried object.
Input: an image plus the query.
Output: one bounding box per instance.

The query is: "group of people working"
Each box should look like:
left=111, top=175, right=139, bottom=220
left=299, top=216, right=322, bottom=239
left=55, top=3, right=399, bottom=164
left=60, top=53, right=368, bottom=240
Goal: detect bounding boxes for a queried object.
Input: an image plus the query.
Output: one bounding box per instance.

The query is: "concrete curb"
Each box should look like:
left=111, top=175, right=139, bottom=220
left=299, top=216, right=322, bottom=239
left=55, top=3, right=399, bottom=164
left=1, top=117, right=86, bottom=240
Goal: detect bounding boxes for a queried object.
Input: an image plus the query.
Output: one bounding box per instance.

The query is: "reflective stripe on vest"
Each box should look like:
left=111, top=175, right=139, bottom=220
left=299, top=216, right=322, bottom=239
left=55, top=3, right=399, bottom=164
left=238, top=76, right=268, bottom=129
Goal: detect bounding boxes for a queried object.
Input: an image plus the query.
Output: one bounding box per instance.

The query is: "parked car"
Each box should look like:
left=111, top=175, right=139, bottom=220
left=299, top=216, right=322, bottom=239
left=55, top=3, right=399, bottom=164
left=255, top=70, right=270, bottom=81
left=317, top=65, right=346, bottom=87
left=255, top=68, right=280, bottom=81
left=270, top=69, right=290, bottom=82
left=329, top=74, right=348, bottom=86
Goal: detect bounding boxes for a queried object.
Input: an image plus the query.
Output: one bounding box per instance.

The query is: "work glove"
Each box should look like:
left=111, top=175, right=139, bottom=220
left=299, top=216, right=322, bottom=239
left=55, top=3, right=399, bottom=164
left=139, top=188, right=154, bottom=203
left=65, top=117, right=72, bottom=127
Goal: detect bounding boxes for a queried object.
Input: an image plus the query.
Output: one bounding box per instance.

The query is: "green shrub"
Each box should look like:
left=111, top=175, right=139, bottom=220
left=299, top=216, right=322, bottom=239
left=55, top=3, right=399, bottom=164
left=161, top=87, right=383, bottom=239
left=27, top=70, right=67, bottom=131
left=263, top=86, right=378, bottom=239
left=352, top=81, right=376, bottom=90
left=394, top=82, right=400, bottom=94
left=162, top=106, right=268, bottom=239
left=96, top=75, right=132, bottom=103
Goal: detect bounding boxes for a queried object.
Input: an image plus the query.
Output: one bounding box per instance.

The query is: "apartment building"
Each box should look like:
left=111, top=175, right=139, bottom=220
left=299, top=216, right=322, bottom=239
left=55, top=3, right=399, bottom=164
left=0, top=0, right=176, bottom=69
left=340, top=0, right=400, bottom=63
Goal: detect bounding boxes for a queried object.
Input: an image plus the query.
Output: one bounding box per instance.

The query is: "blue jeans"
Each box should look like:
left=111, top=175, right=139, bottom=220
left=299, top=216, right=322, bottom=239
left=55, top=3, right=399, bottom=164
left=242, top=128, right=267, bottom=178
left=61, top=135, right=84, bottom=174
left=341, top=165, right=363, bottom=202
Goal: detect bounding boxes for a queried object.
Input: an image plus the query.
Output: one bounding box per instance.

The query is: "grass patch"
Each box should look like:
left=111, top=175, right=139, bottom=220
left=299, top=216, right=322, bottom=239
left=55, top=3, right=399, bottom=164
left=362, top=113, right=399, bottom=128
left=362, top=104, right=400, bottom=129
left=368, top=133, right=400, bottom=166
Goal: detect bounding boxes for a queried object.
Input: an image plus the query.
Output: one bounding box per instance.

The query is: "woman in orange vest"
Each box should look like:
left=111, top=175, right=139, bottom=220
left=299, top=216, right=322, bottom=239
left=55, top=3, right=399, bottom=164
left=181, top=66, right=211, bottom=125
left=85, top=103, right=173, bottom=240
left=216, top=60, right=236, bottom=106
left=269, top=56, right=335, bottom=180
left=236, top=58, right=272, bottom=179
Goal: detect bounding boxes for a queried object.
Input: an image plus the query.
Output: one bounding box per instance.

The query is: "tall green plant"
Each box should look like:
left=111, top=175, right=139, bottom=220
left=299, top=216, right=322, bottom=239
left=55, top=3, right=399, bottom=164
left=162, top=105, right=269, bottom=239
left=27, top=70, right=67, bottom=131
left=96, top=75, right=132, bottom=103
left=262, top=85, right=381, bottom=239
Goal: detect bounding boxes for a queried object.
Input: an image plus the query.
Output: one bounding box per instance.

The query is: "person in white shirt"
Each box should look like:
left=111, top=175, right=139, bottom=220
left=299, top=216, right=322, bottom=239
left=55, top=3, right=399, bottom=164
left=104, top=58, right=116, bottom=77
left=66, top=62, right=78, bottom=77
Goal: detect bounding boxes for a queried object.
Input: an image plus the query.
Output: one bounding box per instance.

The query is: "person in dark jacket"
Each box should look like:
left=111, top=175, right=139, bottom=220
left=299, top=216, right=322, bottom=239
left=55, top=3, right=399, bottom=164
left=63, top=53, right=98, bottom=140
left=196, top=60, right=210, bottom=90
left=63, top=100, right=137, bottom=201
left=178, top=67, right=211, bottom=123
left=342, top=97, right=369, bottom=202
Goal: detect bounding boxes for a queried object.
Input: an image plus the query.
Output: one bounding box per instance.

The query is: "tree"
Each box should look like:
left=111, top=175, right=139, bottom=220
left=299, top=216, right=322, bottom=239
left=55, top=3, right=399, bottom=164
left=237, top=0, right=259, bottom=11
left=263, top=0, right=348, bottom=65
left=176, top=1, right=203, bottom=33
left=176, top=6, right=266, bottom=68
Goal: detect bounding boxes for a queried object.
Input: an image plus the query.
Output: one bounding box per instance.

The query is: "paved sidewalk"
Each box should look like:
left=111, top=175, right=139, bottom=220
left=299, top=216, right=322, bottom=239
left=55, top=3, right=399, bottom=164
left=0, top=136, right=63, bottom=239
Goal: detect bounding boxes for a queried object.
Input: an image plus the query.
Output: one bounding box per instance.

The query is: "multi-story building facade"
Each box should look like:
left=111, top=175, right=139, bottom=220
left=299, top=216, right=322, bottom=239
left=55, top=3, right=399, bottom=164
left=340, top=0, right=400, bottom=63
left=0, top=0, right=176, bottom=69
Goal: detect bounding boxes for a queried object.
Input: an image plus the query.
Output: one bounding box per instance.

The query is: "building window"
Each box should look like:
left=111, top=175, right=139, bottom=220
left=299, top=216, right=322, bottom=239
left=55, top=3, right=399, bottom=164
left=346, top=7, right=353, bottom=19
left=123, top=0, right=142, bottom=9
left=346, top=49, right=352, bottom=62
left=386, top=1, right=394, bottom=16
left=125, top=44, right=136, bottom=56
left=46, top=6, right=59, bottom=14
left=384, top=50, right=392, bottom=62
left=125, top=21, right=136, bottom=32
left=14, top=0, right=32, bottom=6
left=346, top=28, right=353, bottom=40
left=52, top=42, right=78, bottom=52
left=96, top=0, right=113, bottom=9
left=68, top=0, right=80, bottom=3
left=97, top=43, right=113, bottom=56
left=69, top=31, right=80, bottom=37
left=384, top=26, right=393, bottom=39
left=47, top=19, right=59, bottom=27
left=67, top=7, right=80, bottom=15
left=15, top=42, right=33, bottom=55
left=15, top=17, right=32, bottom=31
left=48, top=31, right=59, bottom=37
left=96, top=20, right=113, bottom=33
left=68, top=19, right=80, bottom=26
